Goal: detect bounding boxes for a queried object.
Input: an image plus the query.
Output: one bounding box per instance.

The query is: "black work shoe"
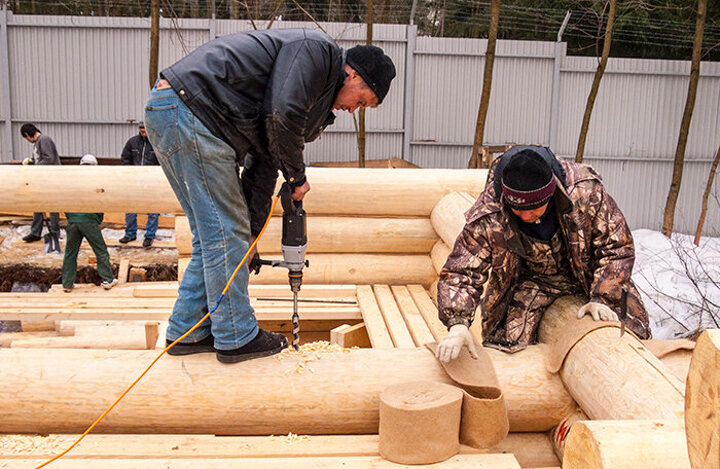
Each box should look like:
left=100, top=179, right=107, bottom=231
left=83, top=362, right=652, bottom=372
left=23, top=234, right=41, bottom=243
left=142, top=238, right=153, bottom=248
left=216, top=329, right=288, bottom=364
left=118, top=236, right=136, bottom=244
left=166, top=335, right=215, bottom=356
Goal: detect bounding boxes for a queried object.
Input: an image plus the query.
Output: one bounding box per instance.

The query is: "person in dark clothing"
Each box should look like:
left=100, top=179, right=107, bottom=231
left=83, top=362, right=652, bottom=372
left=20, top=123, right=62, bottom=243
left=144, top=28, right=396, bottom=364
left=119, top=122, right=160, bottom=248
left=435, top=146, right=650, bottom=362
left=61, top=154, right=118, bottom=292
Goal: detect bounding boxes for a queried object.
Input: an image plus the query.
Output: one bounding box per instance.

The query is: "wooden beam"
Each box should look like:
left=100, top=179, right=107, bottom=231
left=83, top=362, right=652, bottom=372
left=539, top=296, right=685, bottom=425
left=0, top=347, right=574, bottom=434
left=406, top=284, right=447, bottom=342
left=373, top=285, right=415, bottom=348
left=391, top=286, right=435, bottom=346
left=133, top=283, right=357, bottom=299
left=330, top=323, right=371, bottom=348
left=0, top=454, right=522, bottom=468
left=356, top=286, right=394, bottom=349
left=117, top=259, right=130, bottom=284
left=685, top=330, right=720, bottom=469
left=0, top=167, right=486, bottom=215
left=562, top=420, right=690, bottom=469
left=144, top=322, right=160, bottom=349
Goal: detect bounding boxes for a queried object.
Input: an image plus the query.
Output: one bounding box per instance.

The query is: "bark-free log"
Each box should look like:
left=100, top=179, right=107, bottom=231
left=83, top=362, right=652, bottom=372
left=562, top=420, right=690, bottom=469
left=685, top=329, right=720, bottom=469
left=0, top=347, right=573, bottom=434
left=430, top=239, right=452, bottom=274
left=176, top=215, right=437, bottom=255
left=538, top=296, right=685, bottom=424
left=0, top=167, right=486, bottom=215
left=430, top=192, right=475, bottom=248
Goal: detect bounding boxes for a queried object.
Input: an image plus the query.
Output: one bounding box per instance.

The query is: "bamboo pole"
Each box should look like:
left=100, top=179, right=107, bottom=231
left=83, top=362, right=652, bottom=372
left=0, top=347, right=574, bottom=434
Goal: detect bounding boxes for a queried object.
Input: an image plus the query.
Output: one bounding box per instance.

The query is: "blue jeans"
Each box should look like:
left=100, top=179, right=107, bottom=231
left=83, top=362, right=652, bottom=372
left=144, top=86, right=258, bottom=350
left=124, top=212, right=159, bottom=240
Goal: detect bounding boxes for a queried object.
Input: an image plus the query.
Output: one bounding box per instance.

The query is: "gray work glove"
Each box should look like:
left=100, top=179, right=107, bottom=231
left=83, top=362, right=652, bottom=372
left=435, top=324, right=478, bottom=363
left=576, top=302, right=619, bottom=322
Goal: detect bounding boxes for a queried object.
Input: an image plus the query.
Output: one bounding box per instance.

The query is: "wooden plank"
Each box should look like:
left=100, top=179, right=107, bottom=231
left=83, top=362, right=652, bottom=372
left=0, top=433, right=551, bottom=462
left=391, top=286, right=435, bottom=347
left=330, top=322, right=371, bottom=348
left=0, top=454, right=521, bottom=468
left=355, top=286, right=394, bottom=349
left=144, top=322, right=160, bottom=349
left=372, top=285, right=415, bottom=348
left=134, top=283, right=358, bottom=299
left=407, top=284, right=447, bottom=342
left=117, top=259, right=130, bottom=284
left=0, top=331, right=60, bottom=346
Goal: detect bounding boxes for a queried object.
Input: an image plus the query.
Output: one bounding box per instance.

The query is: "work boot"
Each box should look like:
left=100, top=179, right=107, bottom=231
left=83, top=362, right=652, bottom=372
left=102, top=279, right=119, bottom=290
left=142, top=238, right=153, bottom=248
left=166, top=334, right=216, bottom=356
left=118, top=236, right=136, bottom=244
left=216, top=329, right=288, bottom=364
left=23, top=234, right=41, bottom=243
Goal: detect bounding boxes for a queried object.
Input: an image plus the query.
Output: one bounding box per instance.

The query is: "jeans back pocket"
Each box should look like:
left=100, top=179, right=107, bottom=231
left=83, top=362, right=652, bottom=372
left=145, top=103, right=181, bottom=156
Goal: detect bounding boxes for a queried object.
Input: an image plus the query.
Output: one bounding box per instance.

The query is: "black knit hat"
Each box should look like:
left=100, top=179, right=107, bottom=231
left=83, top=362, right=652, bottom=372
left=501, top=149, right=556, bottom=210
left=346, top=45, right=396, bottom=104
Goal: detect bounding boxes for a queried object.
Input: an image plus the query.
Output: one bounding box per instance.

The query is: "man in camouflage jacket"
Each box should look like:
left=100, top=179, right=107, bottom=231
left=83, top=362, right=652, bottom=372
left=435, top=145, right=650, bottom=361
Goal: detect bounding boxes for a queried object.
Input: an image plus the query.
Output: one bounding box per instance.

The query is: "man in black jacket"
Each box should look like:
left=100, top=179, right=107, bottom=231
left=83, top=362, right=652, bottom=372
left=144, top=28, right=395, bottom=364
left=119, top=122, right=160, bottom=248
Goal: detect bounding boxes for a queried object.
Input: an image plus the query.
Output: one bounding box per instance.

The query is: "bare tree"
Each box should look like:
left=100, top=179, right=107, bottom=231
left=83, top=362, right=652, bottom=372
left=662, top=0, right=707, bottom=237
left=358, top=0, right=373, bottom=168
left=149, top=0, right=160, bottom=90
left=467, top=0, right=500, bottom=169
left=694, top=144, right=720, bottom=245
left=575, top=0, right=616, bottom=163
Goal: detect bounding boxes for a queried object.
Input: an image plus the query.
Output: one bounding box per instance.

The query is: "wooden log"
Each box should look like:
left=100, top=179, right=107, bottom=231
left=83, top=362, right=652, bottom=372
left=660, top=349, right=693, bottom=383
left=0, top=347, right=573, bottom=434
left=177, top=215, right=437, bottom=255
left=0, top=167, right=486, bottom=215
left=0, top=454, right=522, bottom=469
left=430, top=192, right=475, bottom=248
left=128, top=267, right=146, bottom=283
left=430, top=239, right=452, bottom=274
left=538, top=296, right=685, bottom=425
left=562, top=420, right=690, bottom=469
left=685, top=329, right=720, bottom=469
left=0, top=433, right=552, bottom=464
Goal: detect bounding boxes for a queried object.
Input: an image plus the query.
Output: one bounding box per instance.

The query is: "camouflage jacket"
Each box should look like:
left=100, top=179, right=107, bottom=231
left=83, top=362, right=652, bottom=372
left=437, top=152, right=651, bottom=344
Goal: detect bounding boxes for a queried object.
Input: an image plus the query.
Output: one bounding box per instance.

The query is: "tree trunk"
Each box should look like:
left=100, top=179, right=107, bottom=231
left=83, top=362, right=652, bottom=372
left=662, top=0, right=707, bottom=237
left=468, top=0, right=500, bottom=169
left=694, top=144, right=720, bottom=245
left=358, top=0, right=373, bottom=168
left=575, top=0, right=616, bottom=163
left=228, top=0, right=239, bottom=19
left=149, top=0, right=160, bottom=90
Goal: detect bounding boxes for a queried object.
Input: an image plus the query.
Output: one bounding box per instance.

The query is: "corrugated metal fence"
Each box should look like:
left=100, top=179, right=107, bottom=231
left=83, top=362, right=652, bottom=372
left=0, top=11, right=718, bottom=235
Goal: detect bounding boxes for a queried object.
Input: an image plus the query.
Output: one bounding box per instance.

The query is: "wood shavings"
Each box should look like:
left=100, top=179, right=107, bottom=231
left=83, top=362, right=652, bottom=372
left=0, top=434, right=63, bottom=455
left=276, top=341, right=355, bottom=374
left=266, top=433, right=311, bottom=443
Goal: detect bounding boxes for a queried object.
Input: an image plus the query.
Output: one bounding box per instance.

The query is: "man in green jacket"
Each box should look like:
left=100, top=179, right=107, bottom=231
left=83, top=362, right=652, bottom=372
left=61, top=154, right=118, bottom=292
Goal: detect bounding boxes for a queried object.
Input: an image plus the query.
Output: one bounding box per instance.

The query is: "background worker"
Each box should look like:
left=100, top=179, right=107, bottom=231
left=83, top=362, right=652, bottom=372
left=119, top=122, right=159, bottom=247
left=19, top=123, right=61, bottom=243
left=144, top=28, right=395, bottom=363
left=435, top=145, right=651, bottom=362
left=61, top=154, right=118, bottom=292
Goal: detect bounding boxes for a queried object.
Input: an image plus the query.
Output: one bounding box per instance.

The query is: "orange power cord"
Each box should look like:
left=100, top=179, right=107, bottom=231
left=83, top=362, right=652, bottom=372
left=35, top=194, right=281, bottom=469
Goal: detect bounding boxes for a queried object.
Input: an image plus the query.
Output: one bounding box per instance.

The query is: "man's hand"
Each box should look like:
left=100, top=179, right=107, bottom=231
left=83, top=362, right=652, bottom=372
left=291, top=181, right=311, bottom=201
left=247, top=236, right=260, bottom=274
left=435, top=324, right=478, bottom=363
left=576, top=302, right=619, bottom=322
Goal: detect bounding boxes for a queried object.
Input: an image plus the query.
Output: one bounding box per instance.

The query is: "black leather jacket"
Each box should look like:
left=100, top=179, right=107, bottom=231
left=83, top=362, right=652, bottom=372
left=161, top=29, right=345, bottom=235
left=121, top=134, right=158, bottom=166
